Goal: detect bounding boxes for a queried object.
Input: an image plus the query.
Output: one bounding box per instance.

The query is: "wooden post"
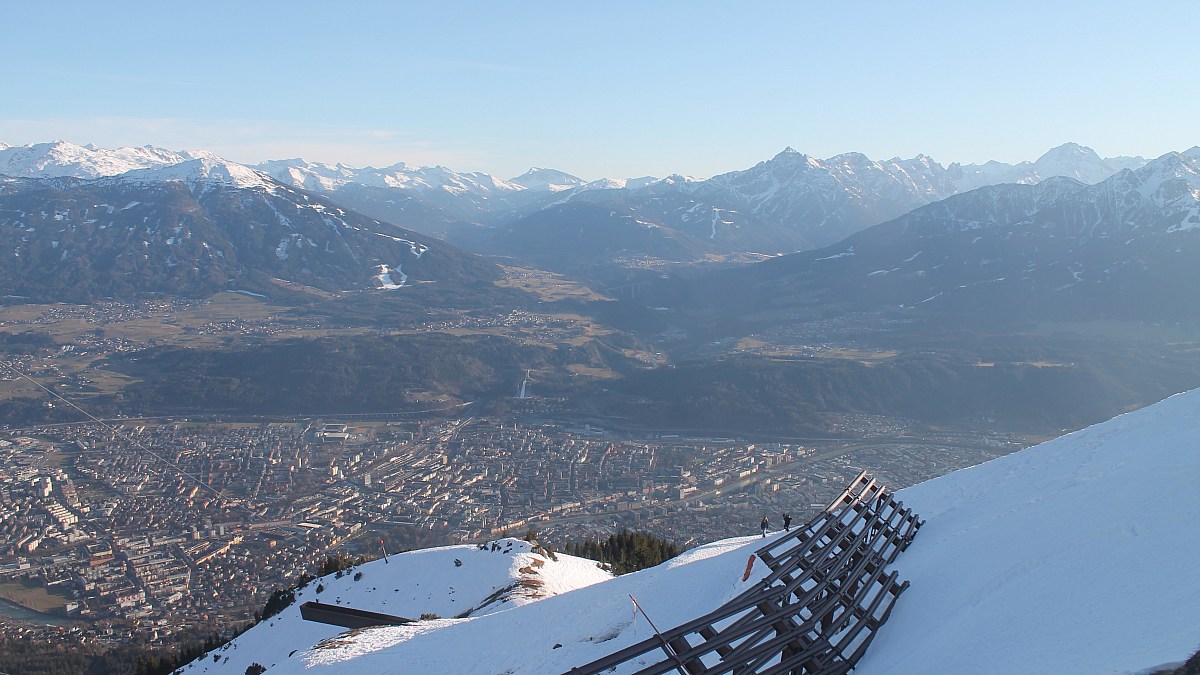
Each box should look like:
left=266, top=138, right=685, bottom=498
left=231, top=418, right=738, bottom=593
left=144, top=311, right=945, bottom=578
left=630, top=594, right=691, bottom=675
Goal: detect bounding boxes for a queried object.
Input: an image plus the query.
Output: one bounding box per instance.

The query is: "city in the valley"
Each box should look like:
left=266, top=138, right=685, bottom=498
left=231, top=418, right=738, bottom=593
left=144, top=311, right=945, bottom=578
left=0, top=412, right=1020, bottom=647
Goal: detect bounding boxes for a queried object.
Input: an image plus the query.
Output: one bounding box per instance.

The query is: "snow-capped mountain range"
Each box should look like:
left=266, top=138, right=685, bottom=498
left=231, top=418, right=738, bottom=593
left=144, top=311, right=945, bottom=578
left=0, top=141, right=198, bottom=179
left=0, top=139, right=1154, bottom=197
left=254, top=157, right=527, bottom=200
left=3, top=139, right=1196, bottom=297
left=179, top=387, right=1200, bottom=674
left=539, top=142, right=1166, bottom=256
left=1, top=140, right=1179, bottom=256
left=685, top=149, right=1200, bottom=323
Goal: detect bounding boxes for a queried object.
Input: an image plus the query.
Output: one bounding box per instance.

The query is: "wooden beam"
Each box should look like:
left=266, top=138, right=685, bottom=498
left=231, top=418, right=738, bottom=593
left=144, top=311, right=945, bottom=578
left=298, top=601, right=412, bottom=629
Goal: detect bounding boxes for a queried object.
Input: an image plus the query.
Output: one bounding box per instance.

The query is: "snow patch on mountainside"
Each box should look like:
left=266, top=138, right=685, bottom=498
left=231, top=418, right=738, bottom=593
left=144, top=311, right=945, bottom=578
left=373, top=264, right=406, bottom=289
left=373, top=232, right=428, bottom=258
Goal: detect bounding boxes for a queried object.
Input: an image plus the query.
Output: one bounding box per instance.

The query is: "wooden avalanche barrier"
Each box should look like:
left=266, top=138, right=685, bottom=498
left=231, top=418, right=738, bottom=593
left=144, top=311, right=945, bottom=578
left=566, top=471, right=923, bottom=675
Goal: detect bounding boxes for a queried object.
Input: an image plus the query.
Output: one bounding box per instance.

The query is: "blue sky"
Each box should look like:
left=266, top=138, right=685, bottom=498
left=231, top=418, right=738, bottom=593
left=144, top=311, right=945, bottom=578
left=3, top=1, right=1196, bottom=180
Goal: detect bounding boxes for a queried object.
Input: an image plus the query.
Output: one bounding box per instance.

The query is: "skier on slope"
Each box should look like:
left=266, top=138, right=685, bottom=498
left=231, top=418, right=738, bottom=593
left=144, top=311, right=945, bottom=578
left=760, top=516, right=769, bottom=537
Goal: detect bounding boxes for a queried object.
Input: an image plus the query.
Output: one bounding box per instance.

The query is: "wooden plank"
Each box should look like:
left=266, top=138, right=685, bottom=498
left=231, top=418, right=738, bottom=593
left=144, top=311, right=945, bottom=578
left=662, top=550, right=877, bottom=672
left=823, top=471, right=869, bottom=512
left=298, top=601, right=412, bottom=629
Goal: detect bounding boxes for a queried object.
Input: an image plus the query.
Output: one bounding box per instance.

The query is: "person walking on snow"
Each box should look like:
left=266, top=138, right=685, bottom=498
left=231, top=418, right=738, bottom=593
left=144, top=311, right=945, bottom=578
left=760, top=516, right=769, bottom=537
left=782, top=513, right=792, bottom=531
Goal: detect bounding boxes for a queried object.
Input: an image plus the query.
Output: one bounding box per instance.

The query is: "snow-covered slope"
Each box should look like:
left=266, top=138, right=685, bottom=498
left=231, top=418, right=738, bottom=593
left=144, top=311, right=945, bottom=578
left=195, top=388, right=1200, bottom=674
left=116, top=155, right=278, bottom=192
left=179, top=539, right=611, bottom=675
left=855, top=388, right=1200, bottom=675
left=289, top=534, right=766, bottom=674
left=305, top=535, right=767, bottom=674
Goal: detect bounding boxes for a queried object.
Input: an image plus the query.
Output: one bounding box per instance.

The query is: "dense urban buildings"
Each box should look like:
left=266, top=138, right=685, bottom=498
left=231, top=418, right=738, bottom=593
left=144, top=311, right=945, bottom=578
left=0, top=413, right=1020, bottom=649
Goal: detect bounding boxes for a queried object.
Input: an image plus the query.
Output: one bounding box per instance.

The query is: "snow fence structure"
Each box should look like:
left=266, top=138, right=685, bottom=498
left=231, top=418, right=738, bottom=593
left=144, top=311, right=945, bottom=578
left=566, top=471, right=922, bottom=675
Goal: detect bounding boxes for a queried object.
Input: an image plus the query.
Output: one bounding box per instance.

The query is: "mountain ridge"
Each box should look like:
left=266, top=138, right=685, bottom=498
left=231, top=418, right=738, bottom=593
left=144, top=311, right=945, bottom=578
left=2, top=140, right=1168, bottom=259
left=673, top=150, right=1200, bottom=323
left=0, top=169, right=500, bottom=302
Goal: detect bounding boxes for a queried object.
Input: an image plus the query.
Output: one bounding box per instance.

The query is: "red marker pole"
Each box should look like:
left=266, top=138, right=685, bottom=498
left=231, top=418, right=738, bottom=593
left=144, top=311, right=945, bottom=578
left=742, top=554, right=757, bottom=582
left=380, top=538, right=389, bottom=563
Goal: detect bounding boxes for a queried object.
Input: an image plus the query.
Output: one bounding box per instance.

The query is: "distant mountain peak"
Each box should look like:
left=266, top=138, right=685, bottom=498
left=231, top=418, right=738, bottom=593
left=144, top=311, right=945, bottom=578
left=1141, top=150, right=1196, bottom=171
left=1131, top=151, right=1200, bottom=197
left=509, top=167, right=586, bottom=192
left=658, top=173, right=700, bottom=187
left=772, top=146, right=805, bottom=160
left=578, top=175, right=660, bottom=191
left=825, top=151, right=874, bottom=165
left=116, top=156, right=277, bottom=191
left=1036, top=141, right=1102, bottom=162
left=378, top=160, right=416, bottom=172
left=1044, top=141, right=1088, bottom=153
left=986, top=142, right=1114, bottom=185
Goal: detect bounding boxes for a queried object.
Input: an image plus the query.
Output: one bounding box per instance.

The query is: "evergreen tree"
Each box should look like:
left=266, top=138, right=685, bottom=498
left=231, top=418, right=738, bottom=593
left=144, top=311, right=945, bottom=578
left=565, top=530, right=682, bottom=575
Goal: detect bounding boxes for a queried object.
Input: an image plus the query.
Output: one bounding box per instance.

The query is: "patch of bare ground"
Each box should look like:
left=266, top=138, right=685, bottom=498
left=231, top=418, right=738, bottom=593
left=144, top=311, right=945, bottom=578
left=494, top=265, right=611, bottom=302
